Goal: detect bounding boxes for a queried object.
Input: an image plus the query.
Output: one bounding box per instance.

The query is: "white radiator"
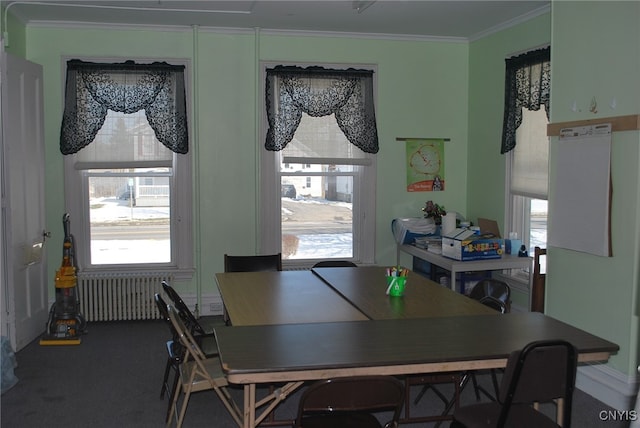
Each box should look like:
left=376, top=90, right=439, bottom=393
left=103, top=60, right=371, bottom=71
left=78, top=272, right=171, bottom=321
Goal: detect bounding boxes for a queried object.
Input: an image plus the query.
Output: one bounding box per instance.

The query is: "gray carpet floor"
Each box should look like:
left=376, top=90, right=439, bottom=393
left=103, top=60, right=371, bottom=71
left=1, top=319, right=630, bottom=428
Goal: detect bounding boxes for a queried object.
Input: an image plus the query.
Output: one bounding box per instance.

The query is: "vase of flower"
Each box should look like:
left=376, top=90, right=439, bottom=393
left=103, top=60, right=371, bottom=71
left=422, top=200, right=446, bottom=225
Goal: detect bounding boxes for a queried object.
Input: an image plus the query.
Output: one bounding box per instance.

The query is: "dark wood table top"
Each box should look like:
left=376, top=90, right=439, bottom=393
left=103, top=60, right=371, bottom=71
left=215, top=312, right=619, bottom=384
left=312, top=266, right=496, bottom=319
left=215, top=270, right=368, bottom=325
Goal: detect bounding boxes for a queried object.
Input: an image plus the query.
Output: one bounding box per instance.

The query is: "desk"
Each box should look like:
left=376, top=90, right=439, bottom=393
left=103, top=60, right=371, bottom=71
left=215, top=271, right=368, bottom=325
left=398, top=244, right=534, bottom=308
left=215, top=312, right=619, bottom=428
left=312, top=266, right=495, bottom=319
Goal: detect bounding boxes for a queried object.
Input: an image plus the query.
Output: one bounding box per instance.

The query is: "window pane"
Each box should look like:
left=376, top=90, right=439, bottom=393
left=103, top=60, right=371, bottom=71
left=279, top=113, right=357, bottom=260
left=530, top=198, right=547, bottom=250
left=281, top=174, right=353, bottom=260
left=87, top=168, right=170, bottom=264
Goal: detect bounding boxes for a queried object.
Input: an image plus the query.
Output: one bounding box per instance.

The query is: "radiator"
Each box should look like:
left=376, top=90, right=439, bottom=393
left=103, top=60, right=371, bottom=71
left=78, top=272, right=171, bottom=321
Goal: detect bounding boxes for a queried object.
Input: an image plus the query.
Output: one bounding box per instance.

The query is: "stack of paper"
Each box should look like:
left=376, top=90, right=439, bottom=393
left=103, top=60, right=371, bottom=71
left=391, top=218, right=437, bottom=245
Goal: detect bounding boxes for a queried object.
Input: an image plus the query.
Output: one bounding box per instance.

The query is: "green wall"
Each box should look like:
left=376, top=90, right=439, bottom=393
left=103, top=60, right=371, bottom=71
left=466, top=13, right=551, bottom=310
left=21, top=26, right=469, bottom=297
left=546, top=0, right=640, bottom=378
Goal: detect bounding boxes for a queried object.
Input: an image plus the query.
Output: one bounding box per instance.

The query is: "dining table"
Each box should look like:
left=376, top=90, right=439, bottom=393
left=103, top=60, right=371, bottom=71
left=213, top=266, right=619, bottom=428
left=311, top=265, right=496, bottom=319
left=215, top=269, right=368, bottom=325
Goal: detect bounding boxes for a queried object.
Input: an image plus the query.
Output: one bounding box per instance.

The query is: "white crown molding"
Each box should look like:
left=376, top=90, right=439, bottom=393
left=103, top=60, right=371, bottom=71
left=25, top=20, right=196, bottom=33
left=255, top=28, right=468, bottom=43
left=24, top=20, right=469, bottom=43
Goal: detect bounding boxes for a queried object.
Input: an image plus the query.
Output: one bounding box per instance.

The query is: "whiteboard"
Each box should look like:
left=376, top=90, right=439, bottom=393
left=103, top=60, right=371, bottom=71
left=548, top=124, right=611, bottom=256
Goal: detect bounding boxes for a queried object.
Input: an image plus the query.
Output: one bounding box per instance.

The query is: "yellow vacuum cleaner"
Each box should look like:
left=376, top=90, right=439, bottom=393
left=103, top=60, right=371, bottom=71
left=40, top=214, right=86, bottom=346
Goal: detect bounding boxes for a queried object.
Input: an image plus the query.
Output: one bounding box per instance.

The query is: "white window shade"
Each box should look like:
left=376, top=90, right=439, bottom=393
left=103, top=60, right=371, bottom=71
left=75, top=110, right=173, bottom=167
left=511, top=107, right=549, bottom=199
left=281, top=112, right=371, bottom=166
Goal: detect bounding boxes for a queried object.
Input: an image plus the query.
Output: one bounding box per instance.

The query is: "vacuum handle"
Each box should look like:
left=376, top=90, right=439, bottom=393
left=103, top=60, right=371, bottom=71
left=62, top=213, right=71, bottom=241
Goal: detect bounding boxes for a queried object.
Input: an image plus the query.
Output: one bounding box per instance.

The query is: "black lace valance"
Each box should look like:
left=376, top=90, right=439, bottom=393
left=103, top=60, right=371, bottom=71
left=501, top=47, right=550, bottom=154
left=265, top=66, right=379, bottom=154
left=60, top=59, right=188, bottom=155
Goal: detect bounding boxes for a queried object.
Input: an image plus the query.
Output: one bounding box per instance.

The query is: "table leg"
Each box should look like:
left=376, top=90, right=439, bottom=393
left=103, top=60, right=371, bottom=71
left=243, top=384, right=256, bottom=428
left=556, top=398, right=564, bottom=426
left=450, top=267, right=458, bottom=292
left=241, top=381, right=304, bottom=427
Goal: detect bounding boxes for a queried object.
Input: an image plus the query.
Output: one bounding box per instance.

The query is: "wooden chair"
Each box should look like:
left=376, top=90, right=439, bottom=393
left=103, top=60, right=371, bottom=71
left=312, top=260, right=357, bottom=268
left=294, top=376, right=404, bottom=428
left=166, top=304, right=242, bottom=428
left=224, top=253, right=282, bottom=272
left=451, top=340, right=578, bottom=428
left=531, top=247, right=547, bottom=312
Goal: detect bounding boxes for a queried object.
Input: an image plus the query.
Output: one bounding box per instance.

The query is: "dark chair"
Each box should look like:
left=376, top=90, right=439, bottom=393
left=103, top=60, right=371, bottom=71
left=224, top=253, right=282, bottom=272
left=312, top=260, right=358, bottom=268
left=469, top=278, right=511, bottom=314
left=467, top=279, right=511, bottom=401
left=155, top=295, right=179, bottom=394
left=161, top=280, right=206, bottom=333
left=293, top=376, right=405, bottom=428
left=154, top=293, right=183, bottom=421
left=161, top=281, right=219, bottom=356
left=404, top=372, right=464, bottom=425
left=223, top=253, right=282, bottom=325
left=451, top=340, right=578, bottom=428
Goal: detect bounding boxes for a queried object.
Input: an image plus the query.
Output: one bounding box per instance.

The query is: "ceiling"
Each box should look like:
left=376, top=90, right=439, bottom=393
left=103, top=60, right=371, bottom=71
left=6, top=0, right=550, bottom=40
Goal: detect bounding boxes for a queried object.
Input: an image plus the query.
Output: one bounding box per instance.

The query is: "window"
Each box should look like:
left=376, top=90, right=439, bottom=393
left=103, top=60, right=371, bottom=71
left=259, top=64, right=377, bottom=267
left=61, top=59, right=193, bottom=276
left=507, top=107, right=549, bottom=253
left=502, top=47, right=550, bottom=256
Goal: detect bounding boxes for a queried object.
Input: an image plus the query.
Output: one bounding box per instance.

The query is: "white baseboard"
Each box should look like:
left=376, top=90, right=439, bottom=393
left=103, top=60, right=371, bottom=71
left=200, top=293, right=224, bottom=316
left=577, top=363, right=639, bottom=411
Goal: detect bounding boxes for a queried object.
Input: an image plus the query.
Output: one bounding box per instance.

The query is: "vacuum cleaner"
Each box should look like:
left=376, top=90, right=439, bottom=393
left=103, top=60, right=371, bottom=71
left=40, top=213, right=87, bottom=346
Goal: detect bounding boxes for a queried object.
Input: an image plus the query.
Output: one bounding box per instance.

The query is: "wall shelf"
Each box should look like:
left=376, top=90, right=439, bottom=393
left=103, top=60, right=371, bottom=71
left=547, top=114, right=640, bottom=136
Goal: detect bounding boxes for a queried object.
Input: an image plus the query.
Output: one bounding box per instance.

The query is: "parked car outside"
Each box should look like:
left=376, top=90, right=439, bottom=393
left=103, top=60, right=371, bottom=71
left=281, top=184, right=297, bottom=198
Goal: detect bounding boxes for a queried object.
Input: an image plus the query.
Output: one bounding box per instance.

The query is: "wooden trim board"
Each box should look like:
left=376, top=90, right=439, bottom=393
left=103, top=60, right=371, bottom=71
left=547, top=114, right=640, bottom=136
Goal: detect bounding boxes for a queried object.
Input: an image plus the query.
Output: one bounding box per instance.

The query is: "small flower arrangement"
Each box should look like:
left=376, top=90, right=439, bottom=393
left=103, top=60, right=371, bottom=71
left=422, top=200, right=446, bottom=225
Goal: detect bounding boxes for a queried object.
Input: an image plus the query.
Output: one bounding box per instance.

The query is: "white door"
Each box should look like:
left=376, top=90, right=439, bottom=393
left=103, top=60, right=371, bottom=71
left=1, top=52, right=49, bottom=351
